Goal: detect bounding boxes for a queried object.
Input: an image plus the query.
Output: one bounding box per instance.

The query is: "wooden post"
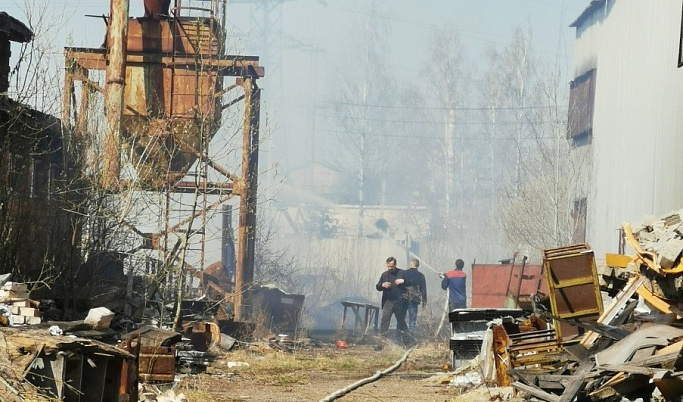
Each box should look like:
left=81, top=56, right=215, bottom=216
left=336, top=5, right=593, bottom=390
left=102, top=0, right=129, bottom=190
left=234, top=77, right=260, bottom=320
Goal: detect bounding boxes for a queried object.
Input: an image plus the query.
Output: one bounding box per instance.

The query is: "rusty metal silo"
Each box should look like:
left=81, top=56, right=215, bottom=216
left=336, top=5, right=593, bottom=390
left=109, top=3, right=223, bottom=189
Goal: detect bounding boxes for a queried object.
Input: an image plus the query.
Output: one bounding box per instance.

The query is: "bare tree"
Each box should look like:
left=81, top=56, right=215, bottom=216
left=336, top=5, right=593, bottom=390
left=424, top=30, right=470, bottom=224
left=484, top=27, right=587, bottom=260
left=331, top=0, right=395, bottom=238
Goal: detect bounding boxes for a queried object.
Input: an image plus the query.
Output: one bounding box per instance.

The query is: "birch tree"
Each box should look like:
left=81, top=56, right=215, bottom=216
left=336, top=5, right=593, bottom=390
left=332, top=0, right=395, bottom=238
left=484, top=27, right=587, bottom=260
left=425, top=30, right=470, bottom=225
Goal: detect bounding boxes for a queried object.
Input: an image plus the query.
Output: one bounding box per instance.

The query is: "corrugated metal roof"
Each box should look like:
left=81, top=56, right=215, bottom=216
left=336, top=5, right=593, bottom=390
left=570, top=0, right=606, bottom=28
left=0, top=12, right=32, bottom=43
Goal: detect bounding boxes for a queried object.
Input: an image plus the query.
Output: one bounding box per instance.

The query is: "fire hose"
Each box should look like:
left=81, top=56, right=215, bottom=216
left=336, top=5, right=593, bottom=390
left=318, top=349, right=412, bottom=402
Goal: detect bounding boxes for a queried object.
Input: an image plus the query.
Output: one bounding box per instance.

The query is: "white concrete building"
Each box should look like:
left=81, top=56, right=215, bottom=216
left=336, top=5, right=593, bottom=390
left=569, top=0, right=683, bottom=257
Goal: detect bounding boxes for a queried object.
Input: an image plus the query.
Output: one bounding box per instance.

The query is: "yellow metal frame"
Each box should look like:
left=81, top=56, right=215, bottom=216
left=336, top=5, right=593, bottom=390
left=543, top=244, right=604, bottom=343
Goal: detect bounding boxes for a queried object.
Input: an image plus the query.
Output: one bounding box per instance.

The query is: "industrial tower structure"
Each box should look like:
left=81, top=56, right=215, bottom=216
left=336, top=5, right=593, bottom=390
left=61, top=0, right=264, bottom=320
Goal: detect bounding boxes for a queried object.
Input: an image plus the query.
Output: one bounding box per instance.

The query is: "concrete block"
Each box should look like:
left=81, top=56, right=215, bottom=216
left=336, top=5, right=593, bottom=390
left=84, top=307, right=114, bottom=329
left=19, top=307, right=40, bottom=317
left=658, top=238, right=683, bottom=269
left=10, top=306, right=20, bottom=315
left=11, top=315, right=25, bottom=325
left=663, top=212, right=682, bottom=228
left=25, top=316, right=41, bottom=325
left=12, top=300, right=32, bottom=307
left=0, top=290, right=29, bottom=300
left=639, top=230, right=656, bottom=243
left=1, top=282, right=27, bottom=293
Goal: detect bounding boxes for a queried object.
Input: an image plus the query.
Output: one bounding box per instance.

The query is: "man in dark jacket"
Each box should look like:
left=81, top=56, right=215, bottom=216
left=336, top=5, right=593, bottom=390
left=441, top=258, right=467, bottom=311
left=375, top=256, right=408, bottom=340
left=403, top=257, right=427, bottom=335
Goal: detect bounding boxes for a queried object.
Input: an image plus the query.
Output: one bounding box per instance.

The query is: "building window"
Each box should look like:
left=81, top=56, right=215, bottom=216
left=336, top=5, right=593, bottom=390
left=572, top=197, right=587, bottom=244
left=567, top=69, right=596, bottom=145
left=9, top=153, right=26, bottom=194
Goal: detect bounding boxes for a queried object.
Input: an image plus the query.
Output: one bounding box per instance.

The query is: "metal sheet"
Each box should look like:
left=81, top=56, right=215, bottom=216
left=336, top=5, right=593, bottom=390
left=595, top=324, right=683, bottom=367
left=138, top=346, right=175, bottom=382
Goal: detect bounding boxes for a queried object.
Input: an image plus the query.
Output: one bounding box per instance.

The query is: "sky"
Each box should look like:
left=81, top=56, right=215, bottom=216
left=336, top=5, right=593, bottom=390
left=223, top=0, right=581, bottom=177
left=5, top=0, right=582, bottom=174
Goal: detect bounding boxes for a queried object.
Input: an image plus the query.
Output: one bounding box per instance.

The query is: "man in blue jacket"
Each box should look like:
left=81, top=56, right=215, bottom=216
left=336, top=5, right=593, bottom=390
left=441, top=259, right=467, bottom=311
left=376, top=256, right=408, bottom=341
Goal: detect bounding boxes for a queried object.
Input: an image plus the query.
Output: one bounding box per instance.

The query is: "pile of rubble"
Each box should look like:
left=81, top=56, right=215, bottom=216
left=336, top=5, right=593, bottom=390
left=0, top=282, right=41, bottom=326
left=0, top=275, right=256, bottom=401
left=446, top=226, right=683, bottom=401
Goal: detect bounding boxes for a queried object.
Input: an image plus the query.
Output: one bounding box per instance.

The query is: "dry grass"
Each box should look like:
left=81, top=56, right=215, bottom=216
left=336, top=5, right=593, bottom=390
left=221, top=343, right=409, bottom=376
left=177, top=340, right=456, bottom=401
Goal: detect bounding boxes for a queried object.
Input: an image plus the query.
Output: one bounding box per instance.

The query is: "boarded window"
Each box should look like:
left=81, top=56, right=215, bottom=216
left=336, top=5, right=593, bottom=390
left=567, top=69, right=596, bottom=141
left=572, top=197, right=587, bottom=244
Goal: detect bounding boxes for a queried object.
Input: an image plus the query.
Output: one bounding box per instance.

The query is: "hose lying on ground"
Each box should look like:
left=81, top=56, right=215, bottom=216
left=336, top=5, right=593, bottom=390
left=318, top=348, right=413, bottom=402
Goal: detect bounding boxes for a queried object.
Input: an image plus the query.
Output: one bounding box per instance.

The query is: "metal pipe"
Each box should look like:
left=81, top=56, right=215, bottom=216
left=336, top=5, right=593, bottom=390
left=513, top=256, right=528, bottom=308
left=102, top=0, right=129, bottom=190
left=504, top=252, right=519, bottom=302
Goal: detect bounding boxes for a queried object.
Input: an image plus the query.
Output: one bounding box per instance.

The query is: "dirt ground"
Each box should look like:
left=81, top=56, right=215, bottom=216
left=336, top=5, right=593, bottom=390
left=174, top=338, right=515, bottom=402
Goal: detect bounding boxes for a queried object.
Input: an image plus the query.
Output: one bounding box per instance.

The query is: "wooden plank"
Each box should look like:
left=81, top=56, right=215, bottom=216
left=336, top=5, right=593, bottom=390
left=508, top=329, right=556, bottom=340
left=510, top=340, right=563, bottom=353
left=559, top=362, right=593, bottom=402
left=512, top=381, right=560, bottom=402
left=65, top=48, right=263, bottom=77
left=596, top=364, right=658, bottom=376
left=581, top=275, right=644, bottom=347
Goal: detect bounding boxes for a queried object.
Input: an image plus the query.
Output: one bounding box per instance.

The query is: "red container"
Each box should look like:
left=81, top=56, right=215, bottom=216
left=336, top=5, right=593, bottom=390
left=471, top=263, right=548, bottom=308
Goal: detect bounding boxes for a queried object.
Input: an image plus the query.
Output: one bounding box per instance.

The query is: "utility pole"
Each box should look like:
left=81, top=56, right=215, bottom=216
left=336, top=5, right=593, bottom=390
left=102, top=0, right=129, bottom=190
left=235, top=77, right=261, bottom=320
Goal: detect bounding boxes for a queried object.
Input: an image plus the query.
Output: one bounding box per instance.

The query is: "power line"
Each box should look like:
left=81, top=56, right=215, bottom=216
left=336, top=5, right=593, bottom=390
left=317, top=114, right=565, bottom=126
left=318, top=128, right=566, bottom=141
left=325, top=101, right=567, bottom=111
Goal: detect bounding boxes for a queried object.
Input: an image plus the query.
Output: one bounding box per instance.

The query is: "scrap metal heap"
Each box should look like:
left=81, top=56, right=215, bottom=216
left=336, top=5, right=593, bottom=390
left=450, top=233, right=683, bottom=401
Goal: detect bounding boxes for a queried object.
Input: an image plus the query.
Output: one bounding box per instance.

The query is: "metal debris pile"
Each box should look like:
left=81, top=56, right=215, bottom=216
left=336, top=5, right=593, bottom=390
left=447, top=227, right=683, bottom=401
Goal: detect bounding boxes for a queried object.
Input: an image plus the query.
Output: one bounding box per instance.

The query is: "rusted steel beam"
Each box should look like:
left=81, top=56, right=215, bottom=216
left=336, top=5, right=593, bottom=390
left=172, top=180, right=233, bottom=195
left=61, top=58, right=74, bottom=145
left=235, top=77, right=260, bottom=321
left=64, top=48, right=264, bottom=77
left=164, top=192, right=234, bottom=235
left=75, top=68, right=90, bottom=138
left=174, top=136, right=240, bottom=183
left=102, top=0, right=130, bottom=190
left=73, top=71, right=104, bottom=93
